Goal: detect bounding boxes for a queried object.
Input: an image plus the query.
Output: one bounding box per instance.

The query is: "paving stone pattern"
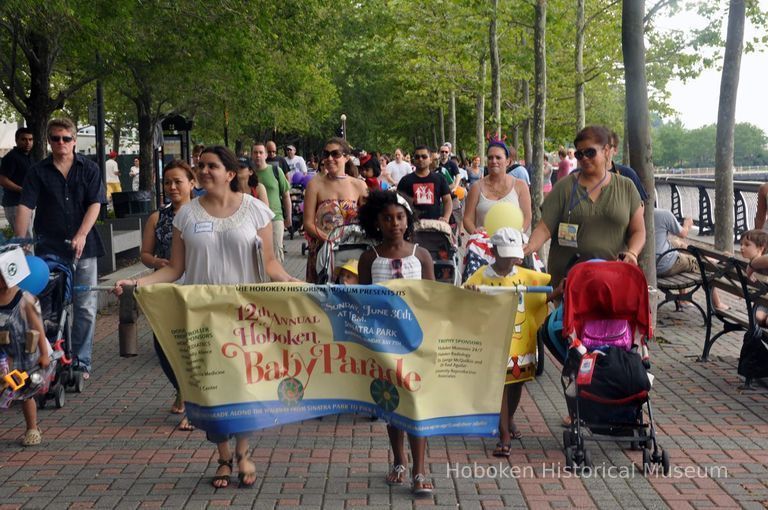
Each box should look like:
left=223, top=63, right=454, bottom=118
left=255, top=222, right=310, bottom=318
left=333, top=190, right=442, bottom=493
left=0, top=237, right=765, bottom=509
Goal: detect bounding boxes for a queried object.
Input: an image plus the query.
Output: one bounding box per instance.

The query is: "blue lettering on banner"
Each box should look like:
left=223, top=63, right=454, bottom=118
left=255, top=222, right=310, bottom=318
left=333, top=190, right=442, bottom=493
left=307, top=284, right=423, bottom=354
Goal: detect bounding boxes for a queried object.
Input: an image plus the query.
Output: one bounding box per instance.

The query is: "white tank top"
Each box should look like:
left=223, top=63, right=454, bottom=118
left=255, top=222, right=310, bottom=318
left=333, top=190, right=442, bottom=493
left=370, top=245, right=422, bottom=284
left=475, top=180, right=520, bottom=228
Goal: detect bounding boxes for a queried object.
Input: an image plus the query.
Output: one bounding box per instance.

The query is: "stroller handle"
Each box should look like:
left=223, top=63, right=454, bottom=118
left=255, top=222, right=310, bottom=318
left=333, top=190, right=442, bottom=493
left=476, top=285, right=552, bottom=294
left=74, top=285, right=117, bottom=292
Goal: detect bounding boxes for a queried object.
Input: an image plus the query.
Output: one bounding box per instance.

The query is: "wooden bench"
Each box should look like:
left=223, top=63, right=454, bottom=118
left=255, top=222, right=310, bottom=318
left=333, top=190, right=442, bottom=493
left=687, top=246, right=768, bottom=377
left=655, top=247, right=707, bottom=325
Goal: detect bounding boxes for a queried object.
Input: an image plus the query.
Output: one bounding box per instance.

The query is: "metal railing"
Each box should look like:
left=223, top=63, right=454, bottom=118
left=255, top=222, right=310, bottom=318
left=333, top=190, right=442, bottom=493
left=654, top=177, right=762, bottom=242
left=656, top=166, right=768, bottom=176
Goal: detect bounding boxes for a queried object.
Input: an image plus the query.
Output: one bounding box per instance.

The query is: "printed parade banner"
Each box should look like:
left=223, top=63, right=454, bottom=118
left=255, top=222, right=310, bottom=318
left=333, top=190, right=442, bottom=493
left=135, top=281, right=518, bottom=437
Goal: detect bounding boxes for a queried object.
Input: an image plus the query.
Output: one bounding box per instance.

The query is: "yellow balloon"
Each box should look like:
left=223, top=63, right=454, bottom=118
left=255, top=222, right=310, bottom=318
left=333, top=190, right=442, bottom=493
left=484, top=202, right=524, bottom=235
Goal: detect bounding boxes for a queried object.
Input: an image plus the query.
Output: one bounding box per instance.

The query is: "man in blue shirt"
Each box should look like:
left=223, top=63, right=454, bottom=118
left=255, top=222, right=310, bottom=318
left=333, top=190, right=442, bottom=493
left=610, top=131, right=648, bottom=201
left=16, top=118, right=106, bottom=378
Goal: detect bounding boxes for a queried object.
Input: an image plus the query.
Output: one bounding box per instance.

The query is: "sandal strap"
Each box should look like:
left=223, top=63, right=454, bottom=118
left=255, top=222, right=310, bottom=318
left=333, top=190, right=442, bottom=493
left=392, top=464, right=406, bottom=474
left=413, top=473, right=430, bottom=483
left=217, top=457, right=233, bottom=468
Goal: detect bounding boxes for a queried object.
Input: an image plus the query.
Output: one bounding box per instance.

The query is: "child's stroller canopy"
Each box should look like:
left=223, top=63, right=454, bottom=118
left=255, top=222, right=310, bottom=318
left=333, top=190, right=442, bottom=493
left=563, top=261, right=651, bottom=339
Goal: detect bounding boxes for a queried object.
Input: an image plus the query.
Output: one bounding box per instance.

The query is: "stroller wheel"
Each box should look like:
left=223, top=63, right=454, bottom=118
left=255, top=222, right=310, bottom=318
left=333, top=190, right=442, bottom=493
left=73, top=372, right=85, bottom=393
left=642, top=448, right=652, bottom=475
left=661, top=448, right=670, bottom=476
left=564, top=446, right=576, bottom=471
left=54, top=385, right=65, bottom=409
left=562, top=430, right=573, bottom=448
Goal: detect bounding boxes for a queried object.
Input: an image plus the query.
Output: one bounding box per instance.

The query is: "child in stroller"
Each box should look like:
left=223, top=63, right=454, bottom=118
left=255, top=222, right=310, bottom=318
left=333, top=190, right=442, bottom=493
left=559, top=261, right=669, bottom=475
left=412, top=219, right=461, bottom=285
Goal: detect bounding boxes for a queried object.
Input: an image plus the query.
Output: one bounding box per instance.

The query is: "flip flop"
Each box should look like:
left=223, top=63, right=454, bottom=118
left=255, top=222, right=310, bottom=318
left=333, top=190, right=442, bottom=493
left=510, top=423, right=523, bottom=440
left=411, top=474, right=434, bottom=498
left=177, top=416, right=195, bottom=431
left=386, top=464, right=407, bottom=486
left=212, top=457, right=233, bottom=488
left=492, top=442, right=512, bottom=457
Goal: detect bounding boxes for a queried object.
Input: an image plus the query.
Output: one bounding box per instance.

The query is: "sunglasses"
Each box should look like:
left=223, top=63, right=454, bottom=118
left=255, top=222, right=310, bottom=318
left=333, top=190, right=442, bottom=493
left=412, top=154, right=429, bottom=160
left=439, top=150, right=449, bottom=154
left=391, top=259, right=404, bottom=279
left=574, top=147, right=600, bottom=160
left=322, top=149, right=345, bottom=159
left=49, top=135, right=74, bottom=143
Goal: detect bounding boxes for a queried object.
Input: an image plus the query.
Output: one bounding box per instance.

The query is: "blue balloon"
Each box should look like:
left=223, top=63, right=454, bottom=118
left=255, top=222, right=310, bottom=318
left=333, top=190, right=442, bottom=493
left=18, top=256, right=50, bottom=295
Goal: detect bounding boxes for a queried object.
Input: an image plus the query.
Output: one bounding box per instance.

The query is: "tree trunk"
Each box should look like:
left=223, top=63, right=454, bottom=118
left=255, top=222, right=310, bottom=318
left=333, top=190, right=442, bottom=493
left=438, top=107, right=445, bottom=146
left=449, top=89, right=457, bottom=152
left=714, top=0, right=745, bottom=252
left=489, top=0, right=501, bottom=138
left=622, top=0, right=656, bottom=286
left=531, top=0, right=547, bottom=226
left=475, top=57, right=486, bottom=166
left=136, top=97, right=155, bottom=193
left=575, top=0, right=586, bottom=130
left=109, top=122, right=122, bottom=153
left=26, top=31, right=57, bottom=162
left=522, top=79, right=532, bottom=167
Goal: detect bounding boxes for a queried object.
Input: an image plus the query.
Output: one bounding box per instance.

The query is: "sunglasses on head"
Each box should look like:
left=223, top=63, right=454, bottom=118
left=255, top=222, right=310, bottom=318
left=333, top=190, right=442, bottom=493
left=391, top=259, right=404, bottom=279
left=412, top=153, right=429, bottom=160
left=322, top=149, right=345, bottom=159
left=574, top=147, right=599, bottom=160
left=49, top=135, right=74, bottom=143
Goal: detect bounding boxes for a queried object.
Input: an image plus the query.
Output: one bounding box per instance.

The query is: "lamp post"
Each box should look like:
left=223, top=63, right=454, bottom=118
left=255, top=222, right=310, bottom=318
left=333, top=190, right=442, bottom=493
left=340, top=113, right=347, bottom=140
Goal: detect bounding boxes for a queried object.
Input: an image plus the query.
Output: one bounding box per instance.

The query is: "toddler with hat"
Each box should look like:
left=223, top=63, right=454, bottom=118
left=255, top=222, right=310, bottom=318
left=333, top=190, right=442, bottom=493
left=464, top=227, right=550, bottom=456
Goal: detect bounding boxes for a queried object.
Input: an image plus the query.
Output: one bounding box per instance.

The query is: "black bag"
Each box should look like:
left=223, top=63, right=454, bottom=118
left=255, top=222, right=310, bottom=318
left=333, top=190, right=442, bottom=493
left=737, top=325, right=768, bottom=379
left=572, top=347, right=651, bottom=401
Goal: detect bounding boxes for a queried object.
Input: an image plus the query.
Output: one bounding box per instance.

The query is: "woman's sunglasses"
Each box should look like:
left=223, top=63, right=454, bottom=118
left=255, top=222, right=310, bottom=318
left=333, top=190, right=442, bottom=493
left=574, top=147, right=600, bottom=160
left=322, top=149, right=345, bottom=160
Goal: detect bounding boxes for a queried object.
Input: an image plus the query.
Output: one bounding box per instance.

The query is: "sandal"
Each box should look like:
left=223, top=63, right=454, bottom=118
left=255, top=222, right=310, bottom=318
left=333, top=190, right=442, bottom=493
left=386, top=464, right=407, bottom=486
left=492, top=442, right=511, bottom=457
left=177, top=416, right=195, bottom=432
left=411, top=473, right=434, bottom=497
left=170, top=393, right=184, bottom=414
left=236, top=452, right=257, bottom=488
left=22, top=428, right=41, bottom=447
left=510, top=423, right=523, bottom=440
left=212, top=457, right=233, bottom=488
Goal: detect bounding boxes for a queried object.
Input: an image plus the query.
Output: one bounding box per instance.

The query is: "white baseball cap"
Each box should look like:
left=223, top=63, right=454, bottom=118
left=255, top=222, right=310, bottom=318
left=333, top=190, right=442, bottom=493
left=490, top=228, right=524, bottom=259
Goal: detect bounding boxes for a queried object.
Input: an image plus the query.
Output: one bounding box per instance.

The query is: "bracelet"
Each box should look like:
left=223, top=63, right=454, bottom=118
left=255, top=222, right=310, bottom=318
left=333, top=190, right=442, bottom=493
left=626, top=250, right=639, bottom=260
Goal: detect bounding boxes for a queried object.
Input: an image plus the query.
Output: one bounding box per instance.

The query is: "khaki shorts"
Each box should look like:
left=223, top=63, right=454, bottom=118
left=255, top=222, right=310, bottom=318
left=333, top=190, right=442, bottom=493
left=659, top=251, right=699, bottom=277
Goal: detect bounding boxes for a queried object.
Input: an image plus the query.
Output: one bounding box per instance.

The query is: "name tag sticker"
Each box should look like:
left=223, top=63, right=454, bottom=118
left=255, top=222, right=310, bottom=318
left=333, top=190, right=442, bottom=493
left=194, top=221, right=214, bottom=234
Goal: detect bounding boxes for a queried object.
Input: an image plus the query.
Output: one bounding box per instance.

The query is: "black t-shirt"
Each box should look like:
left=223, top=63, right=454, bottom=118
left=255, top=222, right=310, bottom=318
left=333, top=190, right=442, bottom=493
left=397, top=171, right=451, bottom=220
left=267, top=156, right=291, bottom=176
left=0, top=147, right=35, bottom=207
left=436, top=159, right=460, bottom=185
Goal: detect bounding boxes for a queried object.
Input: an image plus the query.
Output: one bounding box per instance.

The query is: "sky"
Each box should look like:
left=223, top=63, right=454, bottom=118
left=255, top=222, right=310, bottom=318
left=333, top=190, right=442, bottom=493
left=660, top=2, right=768, bottom=133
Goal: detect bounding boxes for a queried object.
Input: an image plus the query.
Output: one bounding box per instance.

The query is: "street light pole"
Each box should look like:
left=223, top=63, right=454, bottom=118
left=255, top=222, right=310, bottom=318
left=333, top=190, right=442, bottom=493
left=340, top=113, right=347, bottom=140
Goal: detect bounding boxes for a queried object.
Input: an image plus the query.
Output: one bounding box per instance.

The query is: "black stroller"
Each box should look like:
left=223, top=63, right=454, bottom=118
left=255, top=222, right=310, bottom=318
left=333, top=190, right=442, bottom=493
left=560, top=261, right=669, bottom=475
left=36, top=257, right=86, bottom=402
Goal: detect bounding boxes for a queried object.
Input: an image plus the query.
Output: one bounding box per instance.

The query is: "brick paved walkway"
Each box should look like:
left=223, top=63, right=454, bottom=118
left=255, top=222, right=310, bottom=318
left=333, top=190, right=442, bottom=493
left=0, top=237, right=766, bottom=509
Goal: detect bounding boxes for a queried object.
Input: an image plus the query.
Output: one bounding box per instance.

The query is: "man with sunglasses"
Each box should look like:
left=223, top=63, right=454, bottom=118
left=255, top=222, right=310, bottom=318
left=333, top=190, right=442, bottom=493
left=0, top=127, right=36, bottom=237
left=16, top=117, right=106, bottom=380
left=397, top=146, right=452, bottom=222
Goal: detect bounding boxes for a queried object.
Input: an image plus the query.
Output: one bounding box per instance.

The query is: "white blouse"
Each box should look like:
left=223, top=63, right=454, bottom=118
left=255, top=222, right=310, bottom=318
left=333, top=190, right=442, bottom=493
left=173, top=194, right=274, bottom=285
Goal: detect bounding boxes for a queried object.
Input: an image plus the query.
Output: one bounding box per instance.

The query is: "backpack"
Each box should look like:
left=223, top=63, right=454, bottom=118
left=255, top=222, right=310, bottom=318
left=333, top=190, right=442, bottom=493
left=737, top=324, right=768, bottom=380
left=581, top=319, right=633, bottom=352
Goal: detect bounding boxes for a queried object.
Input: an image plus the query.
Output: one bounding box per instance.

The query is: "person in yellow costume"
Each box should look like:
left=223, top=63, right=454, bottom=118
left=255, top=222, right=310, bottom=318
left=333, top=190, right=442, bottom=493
left=464, top=227, right=550, bottom=456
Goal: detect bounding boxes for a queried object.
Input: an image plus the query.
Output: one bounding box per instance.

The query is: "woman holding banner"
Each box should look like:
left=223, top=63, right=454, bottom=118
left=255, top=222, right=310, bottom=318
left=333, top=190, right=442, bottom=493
left=115, top=145, right=297, bottom=489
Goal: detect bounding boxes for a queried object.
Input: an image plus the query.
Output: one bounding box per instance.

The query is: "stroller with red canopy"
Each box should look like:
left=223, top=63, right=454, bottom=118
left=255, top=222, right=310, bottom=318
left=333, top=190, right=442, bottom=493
left=560, top=261, right=669, bottom=475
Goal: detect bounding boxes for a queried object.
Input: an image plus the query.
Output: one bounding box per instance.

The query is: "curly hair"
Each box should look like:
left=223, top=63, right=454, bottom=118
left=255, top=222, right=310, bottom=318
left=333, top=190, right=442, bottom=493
left=358, top=190, right=414, bottom=242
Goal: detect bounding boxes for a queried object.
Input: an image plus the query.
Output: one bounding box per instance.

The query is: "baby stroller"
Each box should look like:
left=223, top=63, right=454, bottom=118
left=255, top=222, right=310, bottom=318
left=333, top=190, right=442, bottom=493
left=315, top=224, right=375, bottom=284
left=560, top=261, right=669, bottom=475
left=412, top=219, right=460, bottom=285
left=289, top=175, right=306, bottom=241
left=36, top=258, right=85, bottom=398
